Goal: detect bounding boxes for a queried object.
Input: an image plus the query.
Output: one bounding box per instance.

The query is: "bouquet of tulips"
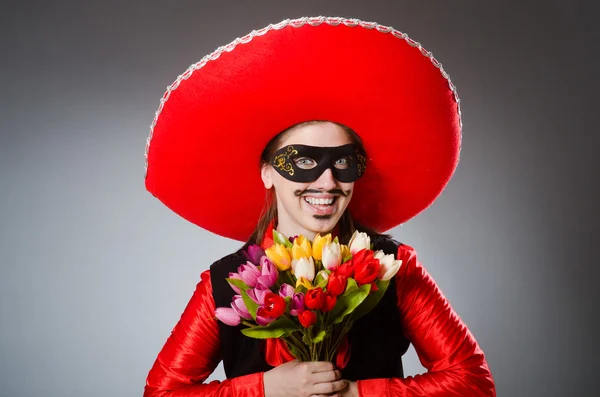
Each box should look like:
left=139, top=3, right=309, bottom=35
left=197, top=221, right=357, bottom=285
left=214, top=230, right=402, bottom=361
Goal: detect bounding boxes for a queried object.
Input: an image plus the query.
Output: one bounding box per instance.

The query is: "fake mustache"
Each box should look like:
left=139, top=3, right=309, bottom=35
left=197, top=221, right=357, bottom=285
left=294, top=188, right=351, bottom=197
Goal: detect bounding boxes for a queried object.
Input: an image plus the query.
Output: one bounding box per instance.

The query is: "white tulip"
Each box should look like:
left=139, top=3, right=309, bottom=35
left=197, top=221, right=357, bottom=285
left=322, top=241, right=342, bottom=271
left=292, top=256, right=315, bottom=282
left=348, top=230, right=371, bottom=254
left=374, top=250, right=402, bottom=281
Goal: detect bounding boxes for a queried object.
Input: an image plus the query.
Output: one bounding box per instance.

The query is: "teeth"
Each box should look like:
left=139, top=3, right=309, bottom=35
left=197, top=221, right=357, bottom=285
left=304, top=197, right=335, bottom=205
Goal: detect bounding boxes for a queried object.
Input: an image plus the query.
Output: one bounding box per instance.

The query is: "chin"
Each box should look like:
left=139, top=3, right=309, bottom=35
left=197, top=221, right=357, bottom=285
left=306, top=216, right=340, bottom=234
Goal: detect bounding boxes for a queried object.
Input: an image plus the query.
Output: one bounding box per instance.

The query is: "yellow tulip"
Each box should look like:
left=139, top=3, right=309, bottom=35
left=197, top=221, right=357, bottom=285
left=291, top=235, right=312, bottom=259
left=312, top=233, right=332, bottom=261
left=265, top=244, right=292, bottom=271
left=296, top=276, right=313, bottom=289
left=340, top=244, right=351, bottom=260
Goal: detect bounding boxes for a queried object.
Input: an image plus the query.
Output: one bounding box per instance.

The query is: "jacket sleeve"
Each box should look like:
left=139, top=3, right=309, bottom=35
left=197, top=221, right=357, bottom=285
left=357, top=243, right=496, bottom=397
left=143, top=270, right=265, bottom=397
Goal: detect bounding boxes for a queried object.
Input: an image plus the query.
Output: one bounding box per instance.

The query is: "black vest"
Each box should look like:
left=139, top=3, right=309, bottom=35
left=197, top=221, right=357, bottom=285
left=210, top=236, right=410, bottom=380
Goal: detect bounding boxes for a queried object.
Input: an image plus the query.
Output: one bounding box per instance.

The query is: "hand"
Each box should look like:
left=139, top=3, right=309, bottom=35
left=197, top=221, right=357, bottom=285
left=339, top=380, right=358, bottom=397
left=263, top=360, right=348, bottom=397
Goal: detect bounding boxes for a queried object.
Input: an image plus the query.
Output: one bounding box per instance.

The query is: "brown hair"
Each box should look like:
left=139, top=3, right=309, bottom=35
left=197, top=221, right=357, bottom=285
left=247, top=120, right=391, bottom=245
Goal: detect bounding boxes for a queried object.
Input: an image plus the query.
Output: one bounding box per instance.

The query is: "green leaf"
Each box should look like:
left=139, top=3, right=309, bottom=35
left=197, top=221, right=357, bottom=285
left=273, top=229, right=293, bottom=249
left=342, top=254, right=353, bottom=263
left=350, top=279, right=391, bottom=322
left=343, top=278, right=358, bottom=296
left=302, top=330, right=311, bottom=345
left=225, top=278, right=250, bottom=292
left=311, top=330, right=327, bottom=344
left=314, top=271, right=326, bottom=285
left=330, top=284, right=371, bottom=324
left=315, top=277, right=328, bottom=290
left=333, top=236, right=339, bottom=244
left=241, top=316, right=299, bottom=339
left=239, top=289, right=259, bottom=320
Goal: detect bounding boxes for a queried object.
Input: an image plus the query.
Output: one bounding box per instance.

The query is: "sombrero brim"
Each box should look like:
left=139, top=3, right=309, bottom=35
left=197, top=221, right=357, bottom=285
left=144, top=16, right=462, bottom=241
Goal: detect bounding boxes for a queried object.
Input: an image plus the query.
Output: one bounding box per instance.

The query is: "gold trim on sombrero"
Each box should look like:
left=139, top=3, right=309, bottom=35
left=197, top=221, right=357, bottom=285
left=357, top=152, right=366, bottom=177
left=143, top=16, right=462, bottom=178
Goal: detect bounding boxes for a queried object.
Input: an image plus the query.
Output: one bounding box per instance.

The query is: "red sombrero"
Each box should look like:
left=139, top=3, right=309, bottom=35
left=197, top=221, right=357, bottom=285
left=144, top=16, right=462, bottom=241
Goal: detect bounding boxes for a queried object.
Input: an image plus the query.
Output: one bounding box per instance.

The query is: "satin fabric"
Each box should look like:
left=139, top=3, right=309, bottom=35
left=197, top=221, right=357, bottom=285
left=144, top=229, right=496, bottom=396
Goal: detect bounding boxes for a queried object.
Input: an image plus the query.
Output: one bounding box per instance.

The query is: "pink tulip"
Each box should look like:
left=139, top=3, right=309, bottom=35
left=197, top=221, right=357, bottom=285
left=290, top=292, right=305, bottom=316
left=243, top=244, right=265, bottom=265
left=247, top=286, right=269, bottom=305
left=215, top=307, right=241, bottom=326
left=227, top=272, right=243, bottom=294
left=257, top=256, right=278, bottom=288
left=231, top=295, right=252, bottom=320
left=279, top=283, right=295, bottom=298
left=238, top=261, right=260, bottom=287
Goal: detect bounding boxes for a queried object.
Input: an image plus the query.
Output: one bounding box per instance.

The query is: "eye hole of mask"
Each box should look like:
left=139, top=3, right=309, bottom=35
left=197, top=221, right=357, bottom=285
left=293, top=156, right=352, bottom=170
left=271, top=143, right=367, bottom=183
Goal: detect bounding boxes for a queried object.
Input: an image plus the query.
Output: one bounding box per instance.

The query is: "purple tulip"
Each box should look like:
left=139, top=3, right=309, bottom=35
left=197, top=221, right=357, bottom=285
left=227, top=272, right=243, bottom=294
left=247, top=286, right=269, bottom=305
left=238, top=261, right=260, bottom=288
left=279, top=283, right=295, bottom=298
left=215, top=307, right=241, bottom=326
left=288, top=235, right=298, bottom=243
left=256, top=306, right=277, bottom=326
left=243, top=244, right=265, bottom=265
left=231, top=295, right=252, bottom=320
left=257, top=256, right=278, bottom=288
left=289, top=292, right=305, bottom=316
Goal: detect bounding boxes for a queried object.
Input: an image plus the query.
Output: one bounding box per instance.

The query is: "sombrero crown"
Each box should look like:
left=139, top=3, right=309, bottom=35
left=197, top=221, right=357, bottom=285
left=144, top=16, right=462, bottom=241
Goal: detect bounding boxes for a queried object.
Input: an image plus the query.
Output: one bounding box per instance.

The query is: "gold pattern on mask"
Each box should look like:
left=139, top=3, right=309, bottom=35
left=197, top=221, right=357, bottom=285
left=273, top=146, right=298, bottom=176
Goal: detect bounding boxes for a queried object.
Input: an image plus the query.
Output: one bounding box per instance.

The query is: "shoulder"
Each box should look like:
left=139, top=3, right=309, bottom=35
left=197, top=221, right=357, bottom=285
left=208, top=245, right=248, bottom=277
left=370, top=234, right=402, bottom=255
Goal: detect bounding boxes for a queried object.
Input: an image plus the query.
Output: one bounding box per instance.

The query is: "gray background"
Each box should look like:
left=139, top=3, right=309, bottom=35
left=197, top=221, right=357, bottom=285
left=1, top=0, right=598, bottom=396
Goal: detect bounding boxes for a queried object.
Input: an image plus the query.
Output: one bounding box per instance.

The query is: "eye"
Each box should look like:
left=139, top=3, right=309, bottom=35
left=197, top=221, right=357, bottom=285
left=334, top=157, right=350, bottom=169
left=294, top=157, right=317, bottom=169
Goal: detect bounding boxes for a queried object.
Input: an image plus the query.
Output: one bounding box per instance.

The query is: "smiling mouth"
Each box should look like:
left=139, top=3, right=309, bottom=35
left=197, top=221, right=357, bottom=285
left=303, top=196, right=338, bottom=206
left=302, top=196, right=339, bottom=215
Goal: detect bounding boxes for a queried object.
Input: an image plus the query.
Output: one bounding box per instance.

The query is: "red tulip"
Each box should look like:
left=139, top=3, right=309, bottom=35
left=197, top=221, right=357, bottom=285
left=298, top=310, right=317, bottom=328
left=304, top=287, right=325, bottom=310
left=261, top=292, right=286, bottom=318
left=322, top=293, right=337, bottom=312
left=337, top=262, right=354, bottom=279
left=352, top=249, right=380, bottom=286
left=327, top=273, right=347, bottom=296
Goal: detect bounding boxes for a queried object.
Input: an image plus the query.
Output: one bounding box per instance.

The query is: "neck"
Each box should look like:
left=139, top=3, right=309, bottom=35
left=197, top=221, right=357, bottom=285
left=275, top=223, right=324, bottom=242
left=273, top=212, right=338, bottom=242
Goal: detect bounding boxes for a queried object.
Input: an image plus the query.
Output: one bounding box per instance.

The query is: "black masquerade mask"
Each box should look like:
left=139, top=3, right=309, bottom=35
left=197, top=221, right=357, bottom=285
left=270, top=143, right=367, bottom=183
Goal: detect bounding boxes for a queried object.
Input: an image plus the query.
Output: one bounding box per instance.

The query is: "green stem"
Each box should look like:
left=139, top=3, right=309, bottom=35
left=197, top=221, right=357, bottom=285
left=241, top=320, right=257, bottom=327
left=286, top=333, right=309, bottom=361
left=328, top=317, right=352, bottom=363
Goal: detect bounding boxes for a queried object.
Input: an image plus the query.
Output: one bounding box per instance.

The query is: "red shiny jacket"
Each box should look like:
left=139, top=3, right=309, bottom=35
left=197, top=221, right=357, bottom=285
left=144, top=235, right=496, bottom=396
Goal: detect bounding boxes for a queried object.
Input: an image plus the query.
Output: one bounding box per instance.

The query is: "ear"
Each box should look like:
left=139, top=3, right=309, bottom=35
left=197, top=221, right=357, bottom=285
left=261, top=163, right=273, bottom=189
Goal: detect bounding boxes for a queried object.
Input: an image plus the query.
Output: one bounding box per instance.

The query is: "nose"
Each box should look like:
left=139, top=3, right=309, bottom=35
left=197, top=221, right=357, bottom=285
left=312, top=167, right=337, bottom=190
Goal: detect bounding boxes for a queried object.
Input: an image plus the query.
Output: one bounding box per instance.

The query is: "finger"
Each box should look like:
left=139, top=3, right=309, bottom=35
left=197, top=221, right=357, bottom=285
left=307, top=361, right=336, bottom=373
left=312, top=379, right=348, bottom=395
left=311, top=369, right=341, bottom=384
